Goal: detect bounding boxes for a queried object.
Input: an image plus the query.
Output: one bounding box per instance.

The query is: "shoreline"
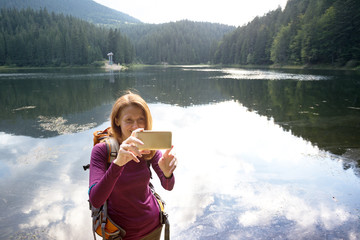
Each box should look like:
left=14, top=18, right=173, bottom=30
left=0, top=62, right=128, bottom=71
left=0, top=63, right=359, bottom=72
left=123, top=63, right=360, bottom=72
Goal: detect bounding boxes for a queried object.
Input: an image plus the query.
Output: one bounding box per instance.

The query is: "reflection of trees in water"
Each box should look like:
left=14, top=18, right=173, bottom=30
left=132, top=67, right=231, bottom=106
left=1, top=67, right=359, bottom=175
left=0, top=72, right=135, bottom=137
left=218, top=78, right=360, bottom=176
left=0, top=67, right=231, bottom=137
left=1, top=75, right=133, bottom=119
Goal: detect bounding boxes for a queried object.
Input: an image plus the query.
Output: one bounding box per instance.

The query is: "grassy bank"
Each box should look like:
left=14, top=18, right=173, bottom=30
left=0, top=60, right=130, bottom=72
left=1, top=62, right=359, bottom=72
left=0, top=64, right=103, bottom=71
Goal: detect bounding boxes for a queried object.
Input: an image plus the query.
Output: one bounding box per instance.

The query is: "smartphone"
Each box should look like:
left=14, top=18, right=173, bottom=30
left=135, top=131, right=172, bottom=150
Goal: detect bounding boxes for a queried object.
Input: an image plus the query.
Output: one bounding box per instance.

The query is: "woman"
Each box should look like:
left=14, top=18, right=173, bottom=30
left=89, top=91, right=177, bottom=240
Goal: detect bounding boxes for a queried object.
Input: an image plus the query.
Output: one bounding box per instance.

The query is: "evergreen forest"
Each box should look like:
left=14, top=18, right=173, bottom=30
left=0, top=8, right=134, bottom=66
left=0, top=0, right=359, bottom=68
left=120, top=21, right=235, bottom=64
left=214, top=0, right=360, bottom=67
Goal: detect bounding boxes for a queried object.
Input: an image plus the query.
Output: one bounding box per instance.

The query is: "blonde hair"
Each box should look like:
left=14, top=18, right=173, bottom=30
left=110, top=91, right=152, bottom=141
left=110, top=91, right=154, bottom=159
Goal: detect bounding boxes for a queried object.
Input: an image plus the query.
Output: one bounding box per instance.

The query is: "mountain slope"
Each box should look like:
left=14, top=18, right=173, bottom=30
left=0, top=0, right=141, bottom=25
left=120, top=20, right=235, bottom=64
left=214, top=0, right=360, bottom=67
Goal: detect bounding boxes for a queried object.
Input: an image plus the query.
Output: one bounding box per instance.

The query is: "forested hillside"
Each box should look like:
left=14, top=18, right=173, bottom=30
left=0, top=0, right=140, bottom=25
left=1, top=0, right=359, bottom=67
left=214, top=0, right=360, bottom=67
left=0, top=8, right=134, bottom=66
left=120, top=21, right=235, bottom=64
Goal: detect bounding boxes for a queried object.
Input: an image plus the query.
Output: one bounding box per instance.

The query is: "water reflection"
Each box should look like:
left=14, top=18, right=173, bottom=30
left=2, top=66, right=358, bottom=167
left=0, top=130, right=94, bottom=239
left=214, top=70, right=360, bottom=176
left=151, top=102, right=360, bottom=239
left=0, top=70, right=134, bottom=137
left=1, top=102, right=359, bottom=239
left=0, top=67, right=230, bottom=138
left=1, top=67, right=360, bottom=239
left=190, top=67, right=331, bottom=80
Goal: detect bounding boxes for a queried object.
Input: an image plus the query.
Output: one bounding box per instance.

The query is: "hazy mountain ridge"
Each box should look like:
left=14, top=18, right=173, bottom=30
left=0, top=0, right=141, bottom=25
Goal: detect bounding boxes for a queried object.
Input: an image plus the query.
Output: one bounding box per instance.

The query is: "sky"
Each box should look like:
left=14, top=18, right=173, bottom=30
left=93, top=0, right=288, bottom=27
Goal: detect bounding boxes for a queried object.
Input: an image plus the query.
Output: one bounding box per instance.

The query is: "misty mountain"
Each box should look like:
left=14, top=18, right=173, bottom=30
left=0, top=0, right=141, bottom=25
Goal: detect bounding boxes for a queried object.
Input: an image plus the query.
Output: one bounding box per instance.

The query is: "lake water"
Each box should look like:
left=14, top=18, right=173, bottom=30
left=0, top=66, right=359, bottom=240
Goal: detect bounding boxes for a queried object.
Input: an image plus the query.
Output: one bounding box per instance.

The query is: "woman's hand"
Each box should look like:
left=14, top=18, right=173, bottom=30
left=158, top=146, right=177, bottom=178
left=114, top=128, right=149, bottom=167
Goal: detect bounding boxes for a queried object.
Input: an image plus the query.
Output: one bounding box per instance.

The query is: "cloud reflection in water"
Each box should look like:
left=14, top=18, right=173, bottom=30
left=220, top=68, right=330, bottom=81
left=150, top=101, right=360, bottom=239
left=1, top=101, right=359, bottom=240
left=187, top=67, right=330, bottom=81
left=0, top=131, right=94, bottom=239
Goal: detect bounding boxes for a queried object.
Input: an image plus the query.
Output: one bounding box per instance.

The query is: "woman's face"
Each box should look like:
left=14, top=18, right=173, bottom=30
left=116, top=104, right=146, bottom=140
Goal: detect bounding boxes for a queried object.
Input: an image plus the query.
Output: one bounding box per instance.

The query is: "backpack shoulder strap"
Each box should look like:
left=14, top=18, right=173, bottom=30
left=84, top=132, right=119, bottom=171
left=149, top=182, right=170, bottom=240
left=103, top=137, right=119, bottom=163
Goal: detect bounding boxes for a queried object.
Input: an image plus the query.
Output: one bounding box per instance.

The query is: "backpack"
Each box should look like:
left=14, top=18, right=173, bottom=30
left=84, top=127, right=170, bottom=240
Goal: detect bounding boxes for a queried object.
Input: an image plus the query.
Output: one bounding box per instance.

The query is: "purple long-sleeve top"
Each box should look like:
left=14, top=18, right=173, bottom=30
left=89, top=142, right=175, bottom=240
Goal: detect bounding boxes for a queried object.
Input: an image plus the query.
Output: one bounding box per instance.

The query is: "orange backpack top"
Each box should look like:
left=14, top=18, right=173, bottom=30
left=93, top=127, right=119, bottom=163
left=83, top=127, right=119, bottom=171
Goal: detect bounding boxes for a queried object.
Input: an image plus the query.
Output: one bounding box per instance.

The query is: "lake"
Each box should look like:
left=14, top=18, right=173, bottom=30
left=0, top=66, right=359, bottom=240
